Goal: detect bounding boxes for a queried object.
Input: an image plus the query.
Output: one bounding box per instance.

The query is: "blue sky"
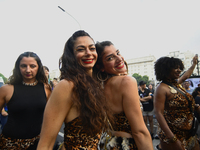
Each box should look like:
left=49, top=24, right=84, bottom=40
left=0, top=0, right=200, bottom=78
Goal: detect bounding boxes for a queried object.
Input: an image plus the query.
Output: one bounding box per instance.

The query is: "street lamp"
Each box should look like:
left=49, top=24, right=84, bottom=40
left=58, top=6, right=81, bottom=29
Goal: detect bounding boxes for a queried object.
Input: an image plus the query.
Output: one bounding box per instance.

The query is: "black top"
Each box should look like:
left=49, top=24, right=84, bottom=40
left=139, top=88, right=153, bottom=111
left=138, top=88, right=150, bottom=98
left=194, top=96, right=200, bottom=122
left=2, top=82, right=46, bottom=139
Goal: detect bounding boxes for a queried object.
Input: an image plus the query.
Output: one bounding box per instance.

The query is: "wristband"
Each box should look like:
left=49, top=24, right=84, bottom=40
left=164, top=135, right=177, bottom=144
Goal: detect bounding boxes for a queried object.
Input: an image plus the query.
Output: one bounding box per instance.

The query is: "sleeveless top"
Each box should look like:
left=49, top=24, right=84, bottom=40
left=113, top=112, right=138, bottom=149
left=64, top=117, right=101, bottom=150
left=158, top=81, right=197, bottom=150
left=2, top=82, right=46, bottom=139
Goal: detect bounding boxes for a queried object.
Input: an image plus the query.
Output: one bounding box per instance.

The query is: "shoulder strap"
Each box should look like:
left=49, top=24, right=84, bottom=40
left=162, top=81, right=194, bottom=113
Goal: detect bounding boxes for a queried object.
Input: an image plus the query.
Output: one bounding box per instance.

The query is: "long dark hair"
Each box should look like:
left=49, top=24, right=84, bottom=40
left=59, top=30, right=111, bottom=135
left=8, top=51, right=48, bottom=85
left=93, top=41, right=114, bottom=80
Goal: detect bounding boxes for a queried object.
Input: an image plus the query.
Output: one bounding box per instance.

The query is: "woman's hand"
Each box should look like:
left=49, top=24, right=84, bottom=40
left=1, top=111, right=8, bottom=116
left=192, top=54, right=198, bottom=65
left=171, top=140, right=185, bottom=150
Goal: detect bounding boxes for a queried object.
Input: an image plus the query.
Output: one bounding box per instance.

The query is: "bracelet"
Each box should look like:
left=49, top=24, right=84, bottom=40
left=164, top=135, right=177, bottom=144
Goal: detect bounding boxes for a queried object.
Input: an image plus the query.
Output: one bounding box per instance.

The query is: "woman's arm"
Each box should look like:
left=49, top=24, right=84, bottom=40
left=121, top=76, right=153, bottom=150
left=44, top=83, right=52, bottom=101
left=37, top=80, right=74, bottom=150
left=178, top=54, right=198, bottom=84
left=0, top=85, right=13, bottom=112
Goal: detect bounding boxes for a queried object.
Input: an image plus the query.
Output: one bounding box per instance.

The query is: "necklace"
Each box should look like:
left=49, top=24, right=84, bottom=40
left=22, top=80, right=38, bottom=86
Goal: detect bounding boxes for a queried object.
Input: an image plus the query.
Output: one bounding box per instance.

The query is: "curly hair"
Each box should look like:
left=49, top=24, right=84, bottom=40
left=59, top=30, right=112, bottom=135
left=8, top=51, right=48, bottom=85
left=192, top=87, right=200, bottom=99
left=154, top=56, right=184, bottom=81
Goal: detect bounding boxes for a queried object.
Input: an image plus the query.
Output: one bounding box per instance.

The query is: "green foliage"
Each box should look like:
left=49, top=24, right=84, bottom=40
left=132, top=73, right=150, bottom=85
left=0, top=73, right=8, bottom=83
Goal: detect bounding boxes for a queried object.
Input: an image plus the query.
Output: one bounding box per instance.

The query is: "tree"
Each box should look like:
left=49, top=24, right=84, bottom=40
left=132, top=73, right=150, bottom=85
left=0, top=73, right=8, bottom=83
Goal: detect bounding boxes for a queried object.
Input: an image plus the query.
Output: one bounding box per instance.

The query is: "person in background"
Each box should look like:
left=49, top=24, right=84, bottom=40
left=37, top=30, right=113, bottom=150
left=43, top=66, right=50, bottom=83
left=52, top=78, right=59, bottom=90
left=148, top=84, right=154, bottom=94
left=192, top=87, right=200, bottom=140
left=0, top=51, right=51, bottom=149
left=0, top=79, right=8, bottom=131
left=94, top=41, right=153, bottom=150
left=154, top=55, right=199, bottom=150
left=139, top=81, right=154, bottom=139
left=0, top=106, right=8, bottom=130
left=183, top=80, right=194, bottom=95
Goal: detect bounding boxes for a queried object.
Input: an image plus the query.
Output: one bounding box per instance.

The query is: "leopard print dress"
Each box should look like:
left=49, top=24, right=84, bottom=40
left=0, top=134, right=39, bottom=150
left=64, top=117, right=101, bottom=150
left=158, top=80, right=198, bottom=150
left=98, top=112, right=138, bottom=150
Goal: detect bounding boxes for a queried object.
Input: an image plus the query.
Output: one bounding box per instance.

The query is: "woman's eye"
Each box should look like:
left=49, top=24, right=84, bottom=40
left=107, top=56, right=113, bottom=61
left=90, top=47, right=96, bottom=51
left=30, top=65, right=36, bottom=68
left=20, top=64, right=26, bottom=68
left=77, top=49, right=84, bottom=52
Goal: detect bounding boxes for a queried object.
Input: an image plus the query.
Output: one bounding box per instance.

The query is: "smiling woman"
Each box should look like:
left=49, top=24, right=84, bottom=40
left=154, top=55, right=199, bottom=150
left=37, top=30, right=113, bottom=150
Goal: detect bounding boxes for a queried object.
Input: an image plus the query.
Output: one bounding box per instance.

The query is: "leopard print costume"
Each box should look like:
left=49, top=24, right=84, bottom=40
left=64, top=117, right=101, bottom=150
left=158, top=80, right=198, bottom=150
left=0, top=134, right=39, bottom=150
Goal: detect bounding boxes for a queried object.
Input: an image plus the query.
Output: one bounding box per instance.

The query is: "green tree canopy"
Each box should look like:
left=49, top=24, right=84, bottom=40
left=132, top=73, right=150, bottom=86
left=0, top=73, right=8, bottom=83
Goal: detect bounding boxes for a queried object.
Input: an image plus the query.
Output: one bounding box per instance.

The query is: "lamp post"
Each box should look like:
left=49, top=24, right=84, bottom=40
left=58, top=6, right=81, bottom=29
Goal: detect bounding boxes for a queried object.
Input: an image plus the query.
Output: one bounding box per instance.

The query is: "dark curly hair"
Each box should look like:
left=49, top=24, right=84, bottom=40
left=154, top=56, right=184, bottom=81
left=59, top=30, right=112, bottom=135
left=192, top=87, right=200, bottom=99
left=8, top=51, right=48, bottom=85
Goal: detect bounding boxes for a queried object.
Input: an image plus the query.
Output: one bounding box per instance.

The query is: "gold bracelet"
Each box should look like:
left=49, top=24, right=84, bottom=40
left=164, top=135, right=177, bottom=144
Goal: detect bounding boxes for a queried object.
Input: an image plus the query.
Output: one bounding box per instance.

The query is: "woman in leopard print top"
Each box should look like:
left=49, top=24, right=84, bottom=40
left=154, top=55, right=199, bottom=150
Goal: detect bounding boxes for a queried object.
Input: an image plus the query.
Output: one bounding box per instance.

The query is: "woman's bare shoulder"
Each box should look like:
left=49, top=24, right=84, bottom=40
left=120, top=75, right=137, bottom=86
left=0, top=84, right=13, bottom=92
left=0, top=84, right=14, bottom=103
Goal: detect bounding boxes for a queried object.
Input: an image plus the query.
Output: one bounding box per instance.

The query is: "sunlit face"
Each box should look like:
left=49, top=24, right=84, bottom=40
left=101, top=45, right=126, bottom=75
left=74, top=36, right=97, bottom=73
left=19, top=57, right=39, bottom=82
left=168, top=66, right=182, bottom=80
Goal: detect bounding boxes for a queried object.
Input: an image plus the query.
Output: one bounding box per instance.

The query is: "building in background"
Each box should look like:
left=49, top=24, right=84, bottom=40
left=168, top=50, right=199, bottom=76
left=49, top=69, right=60, bottom=80
left=126, top=55, right=156, bottom=85
left=126, top=50, right=199, bottom=86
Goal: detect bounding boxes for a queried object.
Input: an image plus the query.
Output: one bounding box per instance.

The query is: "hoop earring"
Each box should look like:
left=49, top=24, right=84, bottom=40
left=97, top=71, right=108, bottom=82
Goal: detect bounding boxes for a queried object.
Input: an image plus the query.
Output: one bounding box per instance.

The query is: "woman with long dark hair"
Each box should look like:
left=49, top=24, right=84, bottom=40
left=37, top=30, right=112, bottom=150
left=93, top=41, right=153, bottom=150
left=0, top=51, right=51, bottom=149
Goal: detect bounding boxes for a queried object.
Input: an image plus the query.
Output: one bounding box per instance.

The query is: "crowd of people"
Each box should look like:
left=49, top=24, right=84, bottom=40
left=0, top=30, right=199, bottom=150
